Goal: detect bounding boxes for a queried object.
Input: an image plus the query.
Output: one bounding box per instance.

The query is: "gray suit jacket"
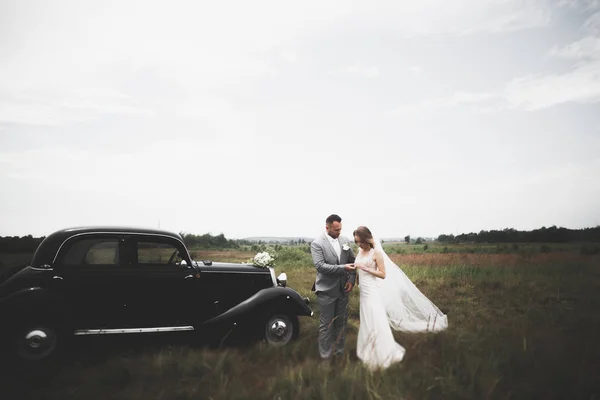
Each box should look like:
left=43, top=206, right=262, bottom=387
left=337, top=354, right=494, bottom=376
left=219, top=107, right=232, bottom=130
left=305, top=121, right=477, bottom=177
left=311, top=232, right=356, bottom=297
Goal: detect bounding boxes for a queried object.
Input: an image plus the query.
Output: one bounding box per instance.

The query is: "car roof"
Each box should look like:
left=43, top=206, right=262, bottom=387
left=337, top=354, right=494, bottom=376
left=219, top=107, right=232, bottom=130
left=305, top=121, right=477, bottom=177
left=56, top=226, right=182, bottom=237
left=30, top=226, right=185, bottom=267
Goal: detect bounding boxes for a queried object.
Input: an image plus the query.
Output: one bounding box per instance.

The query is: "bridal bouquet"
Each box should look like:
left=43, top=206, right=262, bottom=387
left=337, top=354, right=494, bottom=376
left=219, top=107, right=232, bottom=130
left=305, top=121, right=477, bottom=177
left=251, top=251, right=276, bottom=268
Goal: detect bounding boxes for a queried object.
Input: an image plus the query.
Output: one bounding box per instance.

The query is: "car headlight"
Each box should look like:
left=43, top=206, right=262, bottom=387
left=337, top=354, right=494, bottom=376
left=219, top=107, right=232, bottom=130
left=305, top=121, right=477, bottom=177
left=277, top=272, right=287, bottom=287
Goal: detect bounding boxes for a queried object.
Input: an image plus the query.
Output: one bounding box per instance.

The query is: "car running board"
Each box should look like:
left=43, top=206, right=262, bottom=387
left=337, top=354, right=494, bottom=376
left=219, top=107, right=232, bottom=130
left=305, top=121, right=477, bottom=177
left=73, top=326, right=194, bottom=335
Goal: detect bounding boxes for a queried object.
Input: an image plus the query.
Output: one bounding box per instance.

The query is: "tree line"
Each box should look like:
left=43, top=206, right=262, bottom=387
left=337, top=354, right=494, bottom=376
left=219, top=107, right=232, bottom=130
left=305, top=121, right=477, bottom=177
left=3, top=225, right=599, bottom=253
left=0, top=232, right=297, bottom=253
left=179, top=233, right=246, bottom=248
left=437, top=226, right=600, bottom=244
left=179, top=234, right=307, bottom=248
left=0, top=235, right=45, bottom=253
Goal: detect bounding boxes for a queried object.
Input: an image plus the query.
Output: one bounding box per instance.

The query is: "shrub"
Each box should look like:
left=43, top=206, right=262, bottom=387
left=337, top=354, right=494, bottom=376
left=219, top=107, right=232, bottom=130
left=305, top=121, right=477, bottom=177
left=275, top=246, right=312, bottom=268
left=496, top=244, right=509, bottom=253
left=580, top=245, right=600, bottom=255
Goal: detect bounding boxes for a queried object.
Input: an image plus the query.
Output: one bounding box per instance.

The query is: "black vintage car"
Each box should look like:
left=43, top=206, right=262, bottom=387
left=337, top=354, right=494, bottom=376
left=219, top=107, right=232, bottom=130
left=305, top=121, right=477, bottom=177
left=0, top=227, right=312, bottom=362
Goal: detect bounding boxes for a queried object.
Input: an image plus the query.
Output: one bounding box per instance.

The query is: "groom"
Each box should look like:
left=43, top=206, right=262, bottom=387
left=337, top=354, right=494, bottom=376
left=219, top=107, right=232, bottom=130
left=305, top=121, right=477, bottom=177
left=311, top=214, right=356, bottom=361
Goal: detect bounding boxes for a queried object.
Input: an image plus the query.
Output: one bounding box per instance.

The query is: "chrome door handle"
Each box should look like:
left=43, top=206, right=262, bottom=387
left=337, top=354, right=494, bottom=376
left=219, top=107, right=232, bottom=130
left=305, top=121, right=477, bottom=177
left=53, top=276, right=64, bottom=281
left=184, top=275, right=194, bottom=280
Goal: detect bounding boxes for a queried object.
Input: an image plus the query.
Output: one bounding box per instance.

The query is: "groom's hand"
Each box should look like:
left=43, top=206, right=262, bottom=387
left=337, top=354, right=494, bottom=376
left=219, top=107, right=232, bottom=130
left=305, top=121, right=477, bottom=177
left=344, top=282, right=354, bottom=293
left=344, top=263, right=355, bottom=271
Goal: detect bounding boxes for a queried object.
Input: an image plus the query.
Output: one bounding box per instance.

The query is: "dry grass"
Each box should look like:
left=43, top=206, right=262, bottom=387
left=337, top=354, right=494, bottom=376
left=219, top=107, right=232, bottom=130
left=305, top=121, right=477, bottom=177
left=388, top=251, right=595, bottom=268
left=1, top=247, right=599, bottom=399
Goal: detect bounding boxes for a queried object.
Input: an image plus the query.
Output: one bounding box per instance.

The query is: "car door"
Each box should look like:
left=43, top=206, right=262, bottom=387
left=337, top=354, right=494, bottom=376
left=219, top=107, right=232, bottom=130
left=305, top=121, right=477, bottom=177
left=123, top=235, right=206, bottom=327
left=53, top=234, right=132, bottom=329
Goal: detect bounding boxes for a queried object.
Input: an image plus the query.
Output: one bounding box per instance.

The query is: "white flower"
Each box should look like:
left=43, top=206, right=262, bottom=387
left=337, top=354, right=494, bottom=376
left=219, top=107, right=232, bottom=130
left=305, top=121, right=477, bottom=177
left=342, top=244, right=350, bottom=251
left=252, top=251, right=275, bottom=268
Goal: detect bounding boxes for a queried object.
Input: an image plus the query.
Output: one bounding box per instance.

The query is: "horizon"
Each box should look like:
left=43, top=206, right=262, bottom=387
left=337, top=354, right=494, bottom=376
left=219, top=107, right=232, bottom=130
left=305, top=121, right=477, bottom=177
left=2, top=223, right=598, bottom=241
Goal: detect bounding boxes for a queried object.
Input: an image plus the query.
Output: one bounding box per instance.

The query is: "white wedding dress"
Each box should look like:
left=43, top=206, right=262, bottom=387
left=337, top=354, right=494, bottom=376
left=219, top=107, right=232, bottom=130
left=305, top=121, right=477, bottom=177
left=356, top=246, right=448, bottom=370
left=356, top=248, right=406, bottom=370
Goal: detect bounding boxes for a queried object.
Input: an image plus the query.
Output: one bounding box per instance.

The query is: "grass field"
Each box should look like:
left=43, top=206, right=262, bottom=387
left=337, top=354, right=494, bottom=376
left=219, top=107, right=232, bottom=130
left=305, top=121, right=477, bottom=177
left=1, top=244, right=599, bottom=399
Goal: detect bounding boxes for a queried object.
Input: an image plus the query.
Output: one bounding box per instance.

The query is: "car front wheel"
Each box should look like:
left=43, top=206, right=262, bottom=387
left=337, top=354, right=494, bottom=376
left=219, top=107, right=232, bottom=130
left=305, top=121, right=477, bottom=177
left=264, top=314, right=298, bottom=346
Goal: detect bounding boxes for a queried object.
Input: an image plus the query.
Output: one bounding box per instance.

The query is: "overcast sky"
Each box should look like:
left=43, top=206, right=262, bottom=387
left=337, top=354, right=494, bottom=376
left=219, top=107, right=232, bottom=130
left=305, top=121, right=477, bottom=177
left=1, top=0, right=599, bottom=240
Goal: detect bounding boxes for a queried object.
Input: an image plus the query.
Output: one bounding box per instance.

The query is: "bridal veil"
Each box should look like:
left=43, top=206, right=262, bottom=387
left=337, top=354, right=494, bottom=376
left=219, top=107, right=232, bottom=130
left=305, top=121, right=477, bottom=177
left=373, top=237, right=448, bottom=332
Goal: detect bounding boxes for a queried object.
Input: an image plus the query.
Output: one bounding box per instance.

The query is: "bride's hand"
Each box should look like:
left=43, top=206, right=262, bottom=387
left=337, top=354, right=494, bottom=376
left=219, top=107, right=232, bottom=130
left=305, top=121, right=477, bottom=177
left=356, top=264, right=370, bottom=271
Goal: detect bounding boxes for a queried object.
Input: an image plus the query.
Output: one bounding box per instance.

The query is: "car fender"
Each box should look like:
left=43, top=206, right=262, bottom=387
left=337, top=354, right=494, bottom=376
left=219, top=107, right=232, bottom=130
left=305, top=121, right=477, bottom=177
left=0, top=287, right=68, bottom=322
left=204, top=287, right=313, bottom=327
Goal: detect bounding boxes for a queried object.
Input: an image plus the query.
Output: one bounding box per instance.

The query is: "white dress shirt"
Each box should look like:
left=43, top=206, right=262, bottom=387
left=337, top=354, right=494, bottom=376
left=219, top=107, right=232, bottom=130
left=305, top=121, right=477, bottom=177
left=327, top=234, right=342, bottom=260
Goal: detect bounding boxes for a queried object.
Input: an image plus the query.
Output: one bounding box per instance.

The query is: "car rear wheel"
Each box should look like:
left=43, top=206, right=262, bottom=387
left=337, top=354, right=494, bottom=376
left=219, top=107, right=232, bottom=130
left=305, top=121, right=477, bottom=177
left=14, top=324, right=60, bottom=362
left=264, top=314, right=298, bottom=346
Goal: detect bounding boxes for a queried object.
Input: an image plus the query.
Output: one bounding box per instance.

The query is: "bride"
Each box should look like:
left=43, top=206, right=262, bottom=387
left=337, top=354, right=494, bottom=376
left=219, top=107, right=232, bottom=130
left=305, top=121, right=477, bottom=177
left=352, top=226, right=448, bottom=370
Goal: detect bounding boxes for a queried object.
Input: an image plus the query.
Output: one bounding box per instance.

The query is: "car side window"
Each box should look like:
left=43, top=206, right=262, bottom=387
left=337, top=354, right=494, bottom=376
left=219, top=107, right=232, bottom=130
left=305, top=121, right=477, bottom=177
left=60, top=237, right=120, bottom=266
left=137, top=240, right=183, bottom=265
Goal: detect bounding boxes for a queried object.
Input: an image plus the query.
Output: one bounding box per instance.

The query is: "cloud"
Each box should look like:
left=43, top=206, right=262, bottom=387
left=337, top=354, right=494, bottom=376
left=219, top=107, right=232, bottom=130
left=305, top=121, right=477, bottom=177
left=2, top=0, right=600, bottom=238
left=0, top=0, right=292, bottom=128
left=408, top=65, right=423, bottom=75
left=281, top=51, right=298, bottom=64
left=333, top=0, right=552, bottom=37
left=505, top=34, right=600, bottom=110
left=557, top=0, right=600, bottom=11
left=0, top=0, right=561, bottom=127
left=390, top=1, right=600, bottom=114
left=0, top=88, right=152, bottom=125
left=549, top=36, right=600, bottom=60
left=392, top=91, right=500, bottom=115
left=394, top=63, right=600, bottom=114
left=504, top=63, right=600, bottom=110
left=0, top=138, right=252, bottom=197
left=457, top=1, right=551, bottom=35
left=336, top=64, right=380, bottom=79
left=584, top=11, right=600, bottom=33
left=395, top=17, right=600, bottom=114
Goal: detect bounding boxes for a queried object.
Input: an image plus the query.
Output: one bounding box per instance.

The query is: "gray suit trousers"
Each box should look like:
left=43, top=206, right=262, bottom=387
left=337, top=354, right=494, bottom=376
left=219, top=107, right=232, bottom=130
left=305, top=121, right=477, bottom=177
left=317, top=291, right=350, bottom=359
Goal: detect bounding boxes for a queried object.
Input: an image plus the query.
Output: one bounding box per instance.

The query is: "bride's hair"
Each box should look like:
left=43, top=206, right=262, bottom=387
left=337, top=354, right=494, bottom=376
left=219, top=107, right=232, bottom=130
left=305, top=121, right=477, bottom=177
left=353, top=226, right=375, bottom=248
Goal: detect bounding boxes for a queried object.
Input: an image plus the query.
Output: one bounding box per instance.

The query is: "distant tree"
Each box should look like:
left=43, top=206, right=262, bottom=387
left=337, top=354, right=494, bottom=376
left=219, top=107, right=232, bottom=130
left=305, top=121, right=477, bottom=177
left=0, top=235, right=45, bottom=253
left=437, top=234, right=454, bottom=243
left=181, top=232, right=242, bottom=249
left=404, top=235, right=410, bottom=244
left=439, top=225, right=600, bottom=244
